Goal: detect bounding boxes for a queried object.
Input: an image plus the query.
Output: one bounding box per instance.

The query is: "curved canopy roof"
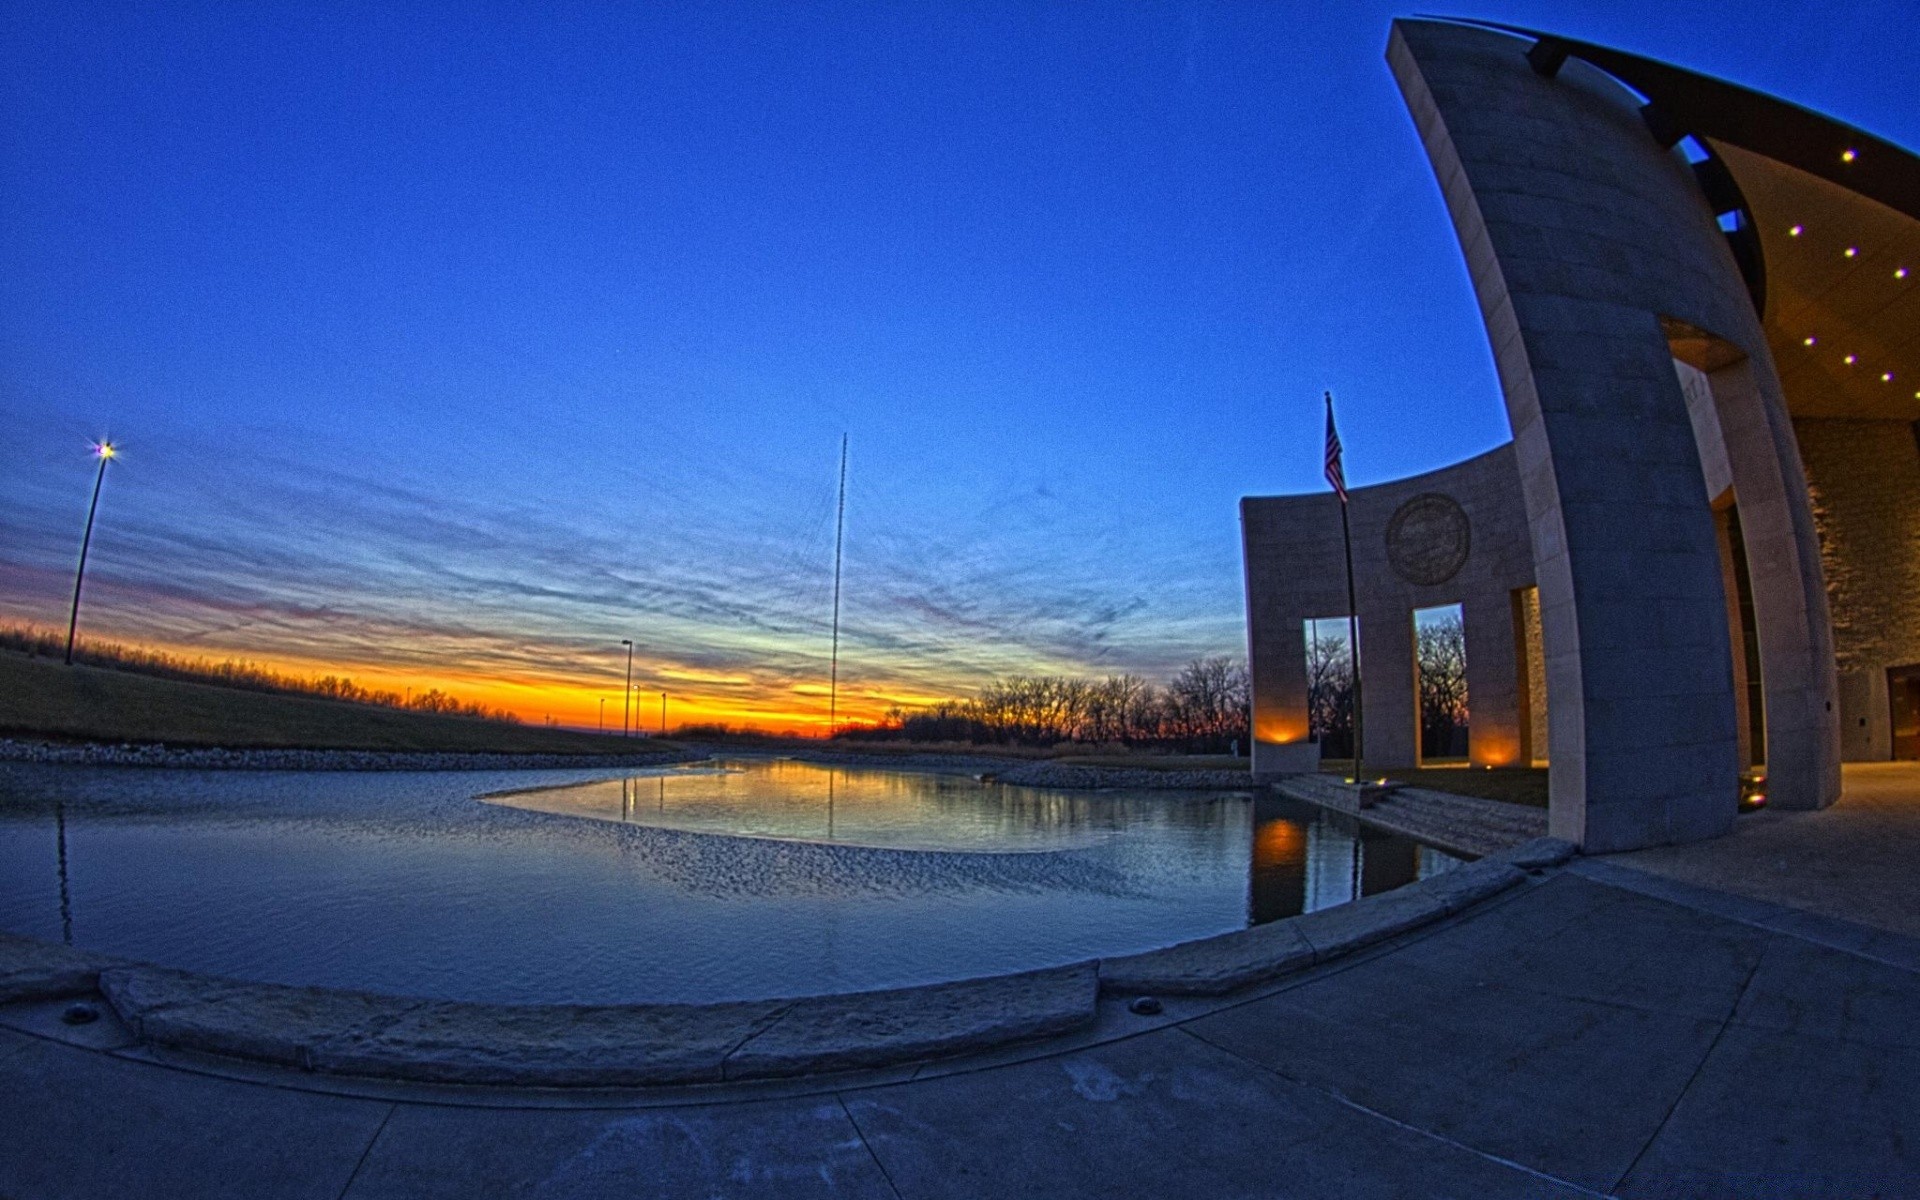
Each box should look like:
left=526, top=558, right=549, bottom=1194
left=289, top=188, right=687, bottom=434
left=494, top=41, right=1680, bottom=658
left=1439, top=18, right=1919, bottom=422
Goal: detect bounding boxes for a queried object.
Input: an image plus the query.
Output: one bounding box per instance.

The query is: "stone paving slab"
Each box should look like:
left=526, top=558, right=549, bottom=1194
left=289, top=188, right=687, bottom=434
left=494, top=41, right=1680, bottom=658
left=0, top=1028, right=388, bottom=1200
left=843, top=1027, right=1591, bottom=1199
left=1730, top=934, right=1920, bottom=1051
left=1376, top=874, right=1771, bottom=1022
left=1185, top=881, right=1747, bottom=1195
left=340, top=1095, right=897, bottom=1199
left=1617, top=1024, right=1920, bottom=1199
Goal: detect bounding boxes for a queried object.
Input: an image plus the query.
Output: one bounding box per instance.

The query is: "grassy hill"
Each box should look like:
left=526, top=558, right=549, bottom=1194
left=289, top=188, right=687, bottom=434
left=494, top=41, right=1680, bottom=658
left=0, top=650, right=675, bottom=755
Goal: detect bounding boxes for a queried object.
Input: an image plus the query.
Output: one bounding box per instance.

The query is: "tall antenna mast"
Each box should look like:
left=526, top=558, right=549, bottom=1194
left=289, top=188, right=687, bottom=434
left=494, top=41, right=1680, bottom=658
left=828, top=433, right=848, bottom=736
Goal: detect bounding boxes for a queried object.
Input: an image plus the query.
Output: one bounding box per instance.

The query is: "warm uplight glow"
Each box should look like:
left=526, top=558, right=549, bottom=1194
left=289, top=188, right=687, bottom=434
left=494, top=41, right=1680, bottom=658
left=1254, top=717, right=1310, bottom=745
left=1252, top=820, right=1306, bottom=871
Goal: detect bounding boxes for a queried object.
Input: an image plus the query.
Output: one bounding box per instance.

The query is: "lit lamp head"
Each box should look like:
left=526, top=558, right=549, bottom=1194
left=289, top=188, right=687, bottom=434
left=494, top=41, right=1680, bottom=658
left=93, top=440, right=117, bottom=461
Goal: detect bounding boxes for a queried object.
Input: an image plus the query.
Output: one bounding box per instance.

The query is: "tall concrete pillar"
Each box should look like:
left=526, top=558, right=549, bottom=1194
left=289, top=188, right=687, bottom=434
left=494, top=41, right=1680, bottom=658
left=1391, top=20, right=1755, bottom=849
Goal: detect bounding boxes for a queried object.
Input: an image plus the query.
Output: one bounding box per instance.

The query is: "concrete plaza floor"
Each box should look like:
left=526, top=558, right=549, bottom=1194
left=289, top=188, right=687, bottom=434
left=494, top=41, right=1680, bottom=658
left=1608, top=762, right=1920, bottom=939
left=2, top=767, right=1916, bottom=1198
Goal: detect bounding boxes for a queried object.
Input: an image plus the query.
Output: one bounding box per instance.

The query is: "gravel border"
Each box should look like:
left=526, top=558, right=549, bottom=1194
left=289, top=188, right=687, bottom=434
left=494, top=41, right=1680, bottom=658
left=0, top=737, right=703, bottom=772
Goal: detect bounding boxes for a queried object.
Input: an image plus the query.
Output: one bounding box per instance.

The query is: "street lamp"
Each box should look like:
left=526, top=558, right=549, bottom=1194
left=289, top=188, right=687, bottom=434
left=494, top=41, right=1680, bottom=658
left=621, top=640, right=634, bottom=737
left=65, top=440, right=118, bottom=665
left=599, top=697, right=606, bottom=732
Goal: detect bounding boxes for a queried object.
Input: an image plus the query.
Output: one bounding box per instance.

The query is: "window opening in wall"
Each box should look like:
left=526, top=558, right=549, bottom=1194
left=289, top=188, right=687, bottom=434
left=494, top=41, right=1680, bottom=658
left=1723, top=506, right=1768, bottom=768
left=1891, top=665, right=1920, bottom=761
left=1303, top=617, right=1355, bottom=760
left=1414, top=604, right=1469, bottom=764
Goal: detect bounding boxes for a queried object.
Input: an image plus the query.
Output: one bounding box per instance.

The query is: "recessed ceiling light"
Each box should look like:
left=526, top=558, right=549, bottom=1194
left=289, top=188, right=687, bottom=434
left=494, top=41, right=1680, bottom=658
left=1842, top=149, right=1858, bottom=163
left=1899, top=268, right=1910, bottom=279
left=1883, top=373, right=1895, bottom=382
left=1790, top=224, right=1804, bottom=236
left=1844, top=354, right=1857, bottom=364
left=1845, top=247, right=1858, bottom=258
left=1803, top=336, right=1817, bottom=346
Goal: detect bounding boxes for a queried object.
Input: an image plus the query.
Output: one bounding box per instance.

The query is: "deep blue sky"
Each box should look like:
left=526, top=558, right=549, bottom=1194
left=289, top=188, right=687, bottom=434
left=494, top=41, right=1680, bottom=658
left=4, top=1, right=1914, bottom=727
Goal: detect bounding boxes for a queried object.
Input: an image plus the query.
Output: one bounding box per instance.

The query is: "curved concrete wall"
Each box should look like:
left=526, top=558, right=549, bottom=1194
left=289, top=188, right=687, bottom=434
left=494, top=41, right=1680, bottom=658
left=1386, top=20, right=1841, bottom=850
left=1243, top=445, right=1536, bottom=778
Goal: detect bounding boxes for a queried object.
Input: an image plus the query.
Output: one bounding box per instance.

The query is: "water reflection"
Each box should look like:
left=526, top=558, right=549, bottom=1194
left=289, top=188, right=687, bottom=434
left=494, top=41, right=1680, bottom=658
left=55, top=801, right=72, bottom=946
left=1246, top=799, right=1447, bottom=925
left=1, top=758, right=1460, bottom=1004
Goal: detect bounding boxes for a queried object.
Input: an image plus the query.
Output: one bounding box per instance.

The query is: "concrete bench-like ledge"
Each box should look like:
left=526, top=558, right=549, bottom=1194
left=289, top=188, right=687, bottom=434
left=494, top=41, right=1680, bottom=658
left=95, top=961, right=1099, bottom=1087
left=0, top=934, right=113, bottom=1005
left=1098, top=855, right=1533, bottom=996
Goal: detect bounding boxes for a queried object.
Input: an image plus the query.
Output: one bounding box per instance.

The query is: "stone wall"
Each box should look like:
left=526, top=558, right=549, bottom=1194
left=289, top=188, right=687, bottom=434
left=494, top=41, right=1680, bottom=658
left=1797, top=418, right=1920, bottom=759
left=1242, top=444, right=1537, bottom=777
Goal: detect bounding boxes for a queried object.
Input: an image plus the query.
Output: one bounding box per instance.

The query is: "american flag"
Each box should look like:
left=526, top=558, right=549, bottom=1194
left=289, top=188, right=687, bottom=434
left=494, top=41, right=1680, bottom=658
left=1323, top=391, right=1347, bottom=503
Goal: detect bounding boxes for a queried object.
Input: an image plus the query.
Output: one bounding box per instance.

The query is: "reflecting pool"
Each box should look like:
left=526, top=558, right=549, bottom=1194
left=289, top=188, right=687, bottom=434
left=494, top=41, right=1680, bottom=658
left=0, top=757, right=1459, bottom=1004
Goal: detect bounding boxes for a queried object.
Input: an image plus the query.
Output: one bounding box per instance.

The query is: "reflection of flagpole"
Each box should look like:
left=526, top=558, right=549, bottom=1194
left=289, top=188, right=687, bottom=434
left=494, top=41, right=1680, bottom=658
left=1325, top=393, right=1364, bottom=785
left=828, top=433, right=848, bottom=737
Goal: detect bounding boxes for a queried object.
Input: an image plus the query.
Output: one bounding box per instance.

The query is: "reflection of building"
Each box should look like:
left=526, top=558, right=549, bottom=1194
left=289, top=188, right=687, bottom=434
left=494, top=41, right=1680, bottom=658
left=1245, top=20, right=1919, bottom=852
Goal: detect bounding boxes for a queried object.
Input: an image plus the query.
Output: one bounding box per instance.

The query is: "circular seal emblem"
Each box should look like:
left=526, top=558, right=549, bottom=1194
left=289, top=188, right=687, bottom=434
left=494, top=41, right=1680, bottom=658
left=1385, top=493, right=1471, bottom=587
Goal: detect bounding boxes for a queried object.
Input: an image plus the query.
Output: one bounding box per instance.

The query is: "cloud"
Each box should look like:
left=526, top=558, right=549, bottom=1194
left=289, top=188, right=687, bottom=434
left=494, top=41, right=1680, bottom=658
left=0, top=417, right=1246, bottom=719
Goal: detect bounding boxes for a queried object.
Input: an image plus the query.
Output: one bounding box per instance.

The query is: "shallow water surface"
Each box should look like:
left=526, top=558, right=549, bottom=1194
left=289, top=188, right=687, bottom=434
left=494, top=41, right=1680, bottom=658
left=0, top=757, right=1457, bottom=1004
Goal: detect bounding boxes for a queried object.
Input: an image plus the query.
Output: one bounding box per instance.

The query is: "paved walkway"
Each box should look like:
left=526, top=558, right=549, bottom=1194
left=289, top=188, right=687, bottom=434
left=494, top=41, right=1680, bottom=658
left=3, top=765, right=1916, bottom=1198
left=1607, top=762, right=1920, bottom=939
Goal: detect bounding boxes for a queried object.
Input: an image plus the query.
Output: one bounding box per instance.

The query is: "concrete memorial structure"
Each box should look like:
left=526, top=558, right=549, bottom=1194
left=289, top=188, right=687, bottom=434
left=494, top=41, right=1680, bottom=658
left=1245, top=20, right=1920, bottom=852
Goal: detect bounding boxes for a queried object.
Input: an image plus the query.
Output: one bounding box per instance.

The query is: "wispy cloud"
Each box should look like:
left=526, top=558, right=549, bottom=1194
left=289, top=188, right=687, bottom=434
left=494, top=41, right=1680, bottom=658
left=0, top=413, right=1244, bottom=724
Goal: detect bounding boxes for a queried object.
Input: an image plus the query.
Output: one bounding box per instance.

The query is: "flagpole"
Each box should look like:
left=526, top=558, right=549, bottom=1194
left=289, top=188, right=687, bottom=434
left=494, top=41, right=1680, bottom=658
left=1324, top=392, right=1364, bottom=786
left=1339, top=489, right=1364, bottom=786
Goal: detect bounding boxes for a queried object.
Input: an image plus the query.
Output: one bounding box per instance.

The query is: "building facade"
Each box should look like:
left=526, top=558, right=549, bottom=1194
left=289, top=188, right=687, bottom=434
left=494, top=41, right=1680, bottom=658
left=1245, top=20, right=1919, bottom=852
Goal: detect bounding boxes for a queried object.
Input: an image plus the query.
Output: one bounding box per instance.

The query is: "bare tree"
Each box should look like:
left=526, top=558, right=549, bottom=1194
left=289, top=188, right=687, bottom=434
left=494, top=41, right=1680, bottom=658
left=1416, top=612, right=1469, bottom=758
left=1305, top=629, right=1354, bottom=756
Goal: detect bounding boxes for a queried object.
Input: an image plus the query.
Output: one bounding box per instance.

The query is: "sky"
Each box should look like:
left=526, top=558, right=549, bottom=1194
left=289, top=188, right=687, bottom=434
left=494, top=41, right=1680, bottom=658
left=3, top=1, right=1915, bottom=731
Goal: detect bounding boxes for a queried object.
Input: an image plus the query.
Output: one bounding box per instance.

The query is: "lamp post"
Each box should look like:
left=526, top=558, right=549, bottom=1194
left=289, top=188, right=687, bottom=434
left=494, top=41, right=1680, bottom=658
left=599, top=697, right=606, bottom=732
left=621, top=640, right=634, bottom=737
left=65, top=440, right=118, bottom=666
left=660, top=692, right=667, bottom=737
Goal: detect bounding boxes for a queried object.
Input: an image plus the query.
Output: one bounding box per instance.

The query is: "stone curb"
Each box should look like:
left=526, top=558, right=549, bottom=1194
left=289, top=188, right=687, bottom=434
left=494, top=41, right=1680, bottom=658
left=1096, top=857, right=1530, bottom=996
left=3, top=850, right=1560, bottom=1084
left=0, top=934, right=112, bottom=1005
left=89, top=960, right=1098, bottom=1088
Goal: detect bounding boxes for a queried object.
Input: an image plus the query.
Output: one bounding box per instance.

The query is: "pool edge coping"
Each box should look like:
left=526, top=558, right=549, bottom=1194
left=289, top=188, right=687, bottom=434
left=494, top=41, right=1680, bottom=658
left=0, top=839, right=1569, bottom=1088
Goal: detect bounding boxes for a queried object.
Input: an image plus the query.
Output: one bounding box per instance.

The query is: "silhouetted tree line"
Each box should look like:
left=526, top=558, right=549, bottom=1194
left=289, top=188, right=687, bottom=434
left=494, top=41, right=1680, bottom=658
left=1305, top=614, right=1470, bottom=759
left=2, top=624, right=520, bottom=724
left=847, top=656, right=1251, bottom=753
